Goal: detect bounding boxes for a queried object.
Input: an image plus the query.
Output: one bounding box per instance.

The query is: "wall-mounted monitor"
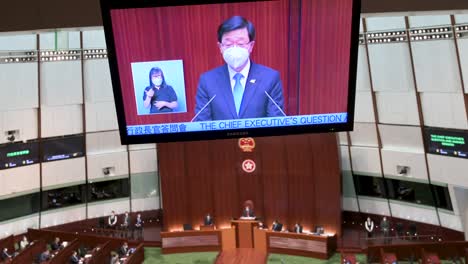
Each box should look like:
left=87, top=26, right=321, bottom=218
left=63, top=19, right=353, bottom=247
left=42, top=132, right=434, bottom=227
left=0, top=141, right=39, bottom=169
left=101, top=0, right=361, bottom=143
left=41, top=134, right=85, bottom=162
left=424, top=127, right=467, bottom=159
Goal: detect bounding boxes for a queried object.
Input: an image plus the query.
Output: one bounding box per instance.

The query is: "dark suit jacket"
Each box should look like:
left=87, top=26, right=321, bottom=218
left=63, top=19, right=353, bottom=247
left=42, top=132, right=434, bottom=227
left=294, top=225, right=303, bottom=233
left=204, top=216, right=213, bottom=225
left=272, top=223, right=283, bottom=232
left=194, top=62, right=285, bottom=121
left=51, top=242, right=60, bottom=251
left=118, top=246, right=128, bottom=257
left=70, top=255, right=80, bottom=264
left=242, top=208, right=255, bottom=218
left=1, top=251, right=11, bottom=260
left=39, top=252, right=50, bottom=262
left=135, top=218, right=143, bottom=228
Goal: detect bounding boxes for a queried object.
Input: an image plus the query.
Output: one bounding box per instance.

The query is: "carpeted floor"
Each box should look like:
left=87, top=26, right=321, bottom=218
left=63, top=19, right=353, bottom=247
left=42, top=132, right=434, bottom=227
left=143, top=248, right=369, bottom=264
left=267, top=253, right=367, bottom=264
left=143, top=248, right=218, bottom=264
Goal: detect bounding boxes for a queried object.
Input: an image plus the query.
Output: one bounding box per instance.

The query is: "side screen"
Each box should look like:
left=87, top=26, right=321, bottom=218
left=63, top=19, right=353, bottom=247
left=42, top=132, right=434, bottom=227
left=424, top=127, right=467, bottom=158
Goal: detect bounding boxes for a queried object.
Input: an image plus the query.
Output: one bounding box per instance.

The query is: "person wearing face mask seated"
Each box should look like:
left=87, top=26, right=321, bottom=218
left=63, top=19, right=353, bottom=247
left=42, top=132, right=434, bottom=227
left=143, top=67, right=178, bottom=114
left=193, top=16, right=285, bottom=121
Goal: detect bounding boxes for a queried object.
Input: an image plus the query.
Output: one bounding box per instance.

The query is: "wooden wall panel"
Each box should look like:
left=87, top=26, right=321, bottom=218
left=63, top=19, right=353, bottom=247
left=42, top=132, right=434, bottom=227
left=158, top=133, right=342, bottom=235
left=259, top=136, right=289, bottom=226
left=209, top=140, right=240, bottom=228
left=158, top=142, right=187, bottom=231
left=309, top=134, right=342, bottom=235
left=298, top=0, right=354, bottom=114
left=184, top=141, right=214, bottom=229
left=285, top=135, right=316, bottom=230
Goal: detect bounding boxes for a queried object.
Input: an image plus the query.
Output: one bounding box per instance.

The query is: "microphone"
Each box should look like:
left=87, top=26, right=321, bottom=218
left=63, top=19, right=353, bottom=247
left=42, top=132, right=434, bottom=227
left=264, top=91, right=286, bottom=116
left=191, top=94, right=216, bottom=122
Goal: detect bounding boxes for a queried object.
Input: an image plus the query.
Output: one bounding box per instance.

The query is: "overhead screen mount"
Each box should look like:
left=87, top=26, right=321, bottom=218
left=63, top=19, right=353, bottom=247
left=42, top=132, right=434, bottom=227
left=100, top=0, right=361, bottom=144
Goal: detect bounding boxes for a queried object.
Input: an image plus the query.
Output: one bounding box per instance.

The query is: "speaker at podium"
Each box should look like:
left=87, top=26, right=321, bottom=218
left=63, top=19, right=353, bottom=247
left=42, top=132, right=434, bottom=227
left=231, top=200, right=259, bottom=248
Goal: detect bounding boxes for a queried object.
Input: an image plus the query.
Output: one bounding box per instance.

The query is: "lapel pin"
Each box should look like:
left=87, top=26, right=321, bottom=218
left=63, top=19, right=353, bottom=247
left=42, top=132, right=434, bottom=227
left=250, top=79, right=256, bottom=83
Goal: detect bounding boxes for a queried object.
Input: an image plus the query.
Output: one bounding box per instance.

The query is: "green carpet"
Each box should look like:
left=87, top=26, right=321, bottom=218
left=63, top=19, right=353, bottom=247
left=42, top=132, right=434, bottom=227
left=267, top=253, right=367, bottom=264
left=143, top=248, right=218, bottom=264
left=143, top=248, right=466, bottom=264
left=143, top=248, right=369, bottom=264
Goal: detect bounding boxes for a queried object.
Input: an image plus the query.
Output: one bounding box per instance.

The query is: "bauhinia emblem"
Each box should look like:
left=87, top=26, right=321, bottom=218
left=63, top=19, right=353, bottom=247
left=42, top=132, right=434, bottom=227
left=242, top=159, right=256, bottom=173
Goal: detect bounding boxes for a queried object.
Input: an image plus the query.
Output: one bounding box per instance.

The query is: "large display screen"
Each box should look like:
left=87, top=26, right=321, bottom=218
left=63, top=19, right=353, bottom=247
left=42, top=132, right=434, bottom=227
left=424, top=127, right=468, bottom=159
left=101, top=0, right=361, bottom=143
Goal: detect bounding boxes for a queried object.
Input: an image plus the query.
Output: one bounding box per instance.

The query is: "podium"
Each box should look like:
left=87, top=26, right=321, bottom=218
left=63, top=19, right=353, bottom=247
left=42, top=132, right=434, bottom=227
left=200, top=225, right=215, bottom=231
left=231, top=220, right=259, bottom=248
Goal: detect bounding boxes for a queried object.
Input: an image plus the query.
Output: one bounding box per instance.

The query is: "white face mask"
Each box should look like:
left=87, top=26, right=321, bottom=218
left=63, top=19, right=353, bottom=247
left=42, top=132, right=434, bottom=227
left=152, top=77, right=163, bottom=86
left=223, top=46, right=250, bottom=70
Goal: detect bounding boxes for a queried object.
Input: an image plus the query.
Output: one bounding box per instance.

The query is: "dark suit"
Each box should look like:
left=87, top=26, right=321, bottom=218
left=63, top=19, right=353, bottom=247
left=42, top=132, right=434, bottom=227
left=242, top=208, right=255, bottom=218
left=135, top=217, right=143, bottom=228
left=39, top=251, right=50, bottom=262
left=118, top=246, right=128, bottom=257
left=293, top=224, right=303, bottom=233
left=70, top=254, right=80, bottom=264
left=194, top=62, right=285, bottom=121
left=272, top=222, right=283, bottom=232
left=204, top=216, right=213, bottom=226
left=51, top=242, right=60, bottom=251
left=1, top=250, right=12, bottom=261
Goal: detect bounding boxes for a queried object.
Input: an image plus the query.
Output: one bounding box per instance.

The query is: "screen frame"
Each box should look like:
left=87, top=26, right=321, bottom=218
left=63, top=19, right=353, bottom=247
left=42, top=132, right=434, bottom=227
left=100, top=0, right=361, bottom=144
left=423, top=126, right=468, bottom=159
left=0, top=140, right=40, bottom=170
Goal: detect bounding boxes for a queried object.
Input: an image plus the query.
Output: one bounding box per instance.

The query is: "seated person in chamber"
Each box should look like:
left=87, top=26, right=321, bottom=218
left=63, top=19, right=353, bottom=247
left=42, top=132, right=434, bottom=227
left=272, top=220, right=282, bottom=232
left=39, top=249, right=51, bottom=262
left=118, top=242, right=129, bottom=257
left=204, top=213, right=214, bottom=226
left=293, top=222, right=303, bottom=234
left=108, top=210, right=118, bottom=228
left=19, top=235, right=29, bottom=250
left=193, top=16, right=285, bottom=121
left=143, top=67, right=178, bottom=114
left=91, top=187, right=112, bottom=200
left=66, top=192, right=81, bottom=204
left=258, top=222, right=266, bottom=229
left=50, top=237, right=62, bottom=251
left=110, top=252, right=120, bottom=264
left=1, top=248, right=12, bottom=261
left=314, top=226, right=325, bottom=235
left=69, top=251, right=82, bottom=264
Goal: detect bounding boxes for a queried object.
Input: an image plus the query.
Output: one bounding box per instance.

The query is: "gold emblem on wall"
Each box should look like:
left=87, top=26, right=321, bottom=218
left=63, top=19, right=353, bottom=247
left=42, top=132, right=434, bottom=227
left=238, top=137, right=255, bottom=152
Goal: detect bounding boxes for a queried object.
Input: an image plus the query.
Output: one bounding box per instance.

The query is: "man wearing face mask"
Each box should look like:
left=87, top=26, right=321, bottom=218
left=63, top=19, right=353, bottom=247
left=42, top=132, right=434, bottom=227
left=143, top=67, right=178, bottom=114
left=193, top=16, right=285, bottom=121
